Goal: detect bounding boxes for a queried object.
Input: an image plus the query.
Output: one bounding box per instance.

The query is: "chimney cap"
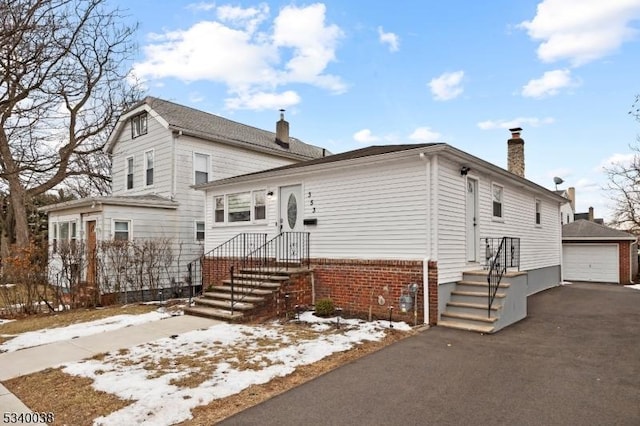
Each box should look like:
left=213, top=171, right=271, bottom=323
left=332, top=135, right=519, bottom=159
left=509, top=127, right=523, bottom=133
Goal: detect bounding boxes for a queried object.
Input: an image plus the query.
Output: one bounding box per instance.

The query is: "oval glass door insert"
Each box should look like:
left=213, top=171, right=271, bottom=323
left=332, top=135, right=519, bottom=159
left=287, top=193, right=297, bottom=229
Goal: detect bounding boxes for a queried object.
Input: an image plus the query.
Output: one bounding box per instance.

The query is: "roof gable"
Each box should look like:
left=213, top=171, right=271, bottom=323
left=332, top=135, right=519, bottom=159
left=105, top=97, right=326, bottom=160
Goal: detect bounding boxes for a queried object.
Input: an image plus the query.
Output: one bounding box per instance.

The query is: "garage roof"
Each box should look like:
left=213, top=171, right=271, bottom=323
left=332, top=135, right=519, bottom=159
left=562, top=219, right=637, bottom=241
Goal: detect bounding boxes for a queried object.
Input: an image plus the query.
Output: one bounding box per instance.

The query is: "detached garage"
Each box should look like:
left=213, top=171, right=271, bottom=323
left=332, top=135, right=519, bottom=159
left=562, top=220, right=638, bottom=284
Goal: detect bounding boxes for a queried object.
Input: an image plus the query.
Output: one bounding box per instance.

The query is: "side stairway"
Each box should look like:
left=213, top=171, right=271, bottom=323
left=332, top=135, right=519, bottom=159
left=438, top=270, right=527, bottom=334
left=184, top=267, right=307, bottom=322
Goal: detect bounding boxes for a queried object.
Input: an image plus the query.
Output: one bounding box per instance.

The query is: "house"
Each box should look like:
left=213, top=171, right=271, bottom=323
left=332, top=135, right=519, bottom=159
left=562, top=219, right=638, bottom=284
left=555, top=187, right=575, bottom=225
left=574, top=206, right=604, bottom=225
left=40, top=97, right=328, bottom=301
left=192, top=128, right=568, bottom=333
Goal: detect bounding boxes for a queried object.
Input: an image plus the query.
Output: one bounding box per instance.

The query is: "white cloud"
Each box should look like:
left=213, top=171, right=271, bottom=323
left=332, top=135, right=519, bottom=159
left=408, top=127, right=441, bottom=142
left=477, top=117, right=555, bottom=130
left=521, top=69, right=579, bottom=98
left=133, top=4, right=345, bottom=110
left=428, top=71, right=464, bottom=101
left=224, top=90, right=300, bottom=111
left=519, top=0, right=640, bottom=66
left=353, top=129, right=381, bottom=144
left=378, top=26, right=400, bottom=52
left=186, top=2, right=216, bottom=12
left=597, top=152, right=637, bottom=170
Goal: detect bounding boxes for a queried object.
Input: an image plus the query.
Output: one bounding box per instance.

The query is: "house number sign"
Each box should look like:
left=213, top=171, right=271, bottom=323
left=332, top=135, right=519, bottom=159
left=308, top=191, right=316, bottom=213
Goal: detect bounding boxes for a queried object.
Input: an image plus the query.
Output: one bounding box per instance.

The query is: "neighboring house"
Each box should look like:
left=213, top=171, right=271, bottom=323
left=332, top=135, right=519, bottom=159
left=562, top=219, right=638, bottom=284
left=574, top=207, right=604, bottom=225
left=40, top=97, right=327, bottom=299
left=193, top=128, right=568, bottom=332
left=555, top=187, right=575, bottom=225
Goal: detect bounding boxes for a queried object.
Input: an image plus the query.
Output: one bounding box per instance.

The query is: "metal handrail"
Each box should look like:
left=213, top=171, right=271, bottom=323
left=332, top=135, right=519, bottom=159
left=229, top=232, right=310, bottom=308
left=484, top=237, right=520, bottom=316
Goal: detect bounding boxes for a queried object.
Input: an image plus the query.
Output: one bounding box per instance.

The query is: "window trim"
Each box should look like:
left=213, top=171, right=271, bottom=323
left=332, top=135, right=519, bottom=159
left=195, top=220, right=205, bottom=241
left=126, top=156, right=134, bottom=190
left=112, top=219, right=131, bottom=241
left=535, top=198, right=542, bottom=226
left=145, top=149, right=154, bottom=187
left=193, top=152, right=210, bottom=185
left=131, top=112, right=148, bottom=138
left=492, top=183, right=504, bottom=220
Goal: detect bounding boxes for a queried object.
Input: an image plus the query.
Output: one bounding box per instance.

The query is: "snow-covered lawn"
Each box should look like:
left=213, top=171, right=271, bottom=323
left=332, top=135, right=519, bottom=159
left=62, top=312, right=411, bottom=426
left=0, top=310, right=175, bottom=353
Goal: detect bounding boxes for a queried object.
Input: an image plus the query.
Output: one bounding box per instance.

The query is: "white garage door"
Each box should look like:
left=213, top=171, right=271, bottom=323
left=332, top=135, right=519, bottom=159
left=563, top=244, right=619, bottom=283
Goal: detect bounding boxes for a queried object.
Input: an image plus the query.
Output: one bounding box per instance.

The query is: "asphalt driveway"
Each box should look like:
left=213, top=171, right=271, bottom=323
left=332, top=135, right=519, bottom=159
left=220, top=283, right=640, bottom=426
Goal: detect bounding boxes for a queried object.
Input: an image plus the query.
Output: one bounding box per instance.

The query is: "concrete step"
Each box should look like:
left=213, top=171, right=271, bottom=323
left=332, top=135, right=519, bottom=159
left=450, top=290, right=506, bottom=305
left=233, top=273, right=289, bottom=282
left=222, top=279, right=282, bottom=289
left=184, top=306, right=244, bottom=322
left=202, top=291, right=265, bottom=303
left=456, top=280, right=511, bottom=291
left=194, top=297, right=255, bottom=311
left=438, top=319, right=494, bottom=334
left=215, top=286, right=274, bottom=296
left=441, top=311, right=498, bottom=324
left=446, top=301, right=500, bottom=318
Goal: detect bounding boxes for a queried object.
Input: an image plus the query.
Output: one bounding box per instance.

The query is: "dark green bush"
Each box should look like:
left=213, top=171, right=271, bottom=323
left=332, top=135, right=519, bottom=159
left=314, top=298, right=335, bottom=316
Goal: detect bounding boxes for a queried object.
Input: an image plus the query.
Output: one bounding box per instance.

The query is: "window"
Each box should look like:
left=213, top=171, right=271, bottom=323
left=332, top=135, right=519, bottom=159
left=214, top=196, right=225, bottom=223
left=126, top=156, right=134, bottom=190
left=492, top=184, right=503, bottom=218
left=131, top=112, right=147, bottom=138
left=51, top=220, right=78, bottom=253
left=195, top=221, right=205, bottom=241
left=113, top=220, right=130, bottom=241
left=228, top=192, right=251, bottom=222
left=535, top=199, right=542, bottom=225
left=145, top=150, right=154, bottom=186
left=254, top=190, right=266, bottom=220
left=194, top=153, right=209, bottom=184
left=52, top=223, right=58, bottom=253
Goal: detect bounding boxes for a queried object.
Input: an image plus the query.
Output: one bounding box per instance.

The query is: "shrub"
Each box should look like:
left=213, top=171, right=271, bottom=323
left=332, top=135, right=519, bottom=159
left=314, top=298, right=334, bottom=317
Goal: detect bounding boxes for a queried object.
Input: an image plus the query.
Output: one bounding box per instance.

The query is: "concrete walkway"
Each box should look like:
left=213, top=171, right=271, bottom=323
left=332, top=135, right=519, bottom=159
left=0, top=314, right=219, bottom=425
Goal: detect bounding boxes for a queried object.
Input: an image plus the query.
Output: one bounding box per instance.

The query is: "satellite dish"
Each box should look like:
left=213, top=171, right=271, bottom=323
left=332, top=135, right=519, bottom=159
left=553, top=176, right=564, bottom=190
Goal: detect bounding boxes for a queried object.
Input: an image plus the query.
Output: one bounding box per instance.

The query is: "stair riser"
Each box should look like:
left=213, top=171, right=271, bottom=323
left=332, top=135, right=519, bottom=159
left=222, top=280, right=281, bottom=289
left=450, top=293, right=495, bottom=305
left=440, top=314, right=494, bottom=329
left=455, top=283, right=491, bottom=293
left=445, top=305, right=500, bottom=318
left=183, top=307, right=243, bottom=322
left=195, top=299, right=255, bottom=311
left=202, top=292, right=265, bottom=303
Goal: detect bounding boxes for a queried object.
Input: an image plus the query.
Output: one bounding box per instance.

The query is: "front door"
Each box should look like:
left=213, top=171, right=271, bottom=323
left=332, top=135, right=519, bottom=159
left=466, top=178, right=478, bottom=262
left=86, top=220, right=97, bottom=285
left=279, top=184, right=303, bottom=233
left=279, top=185, right=304, bottom=261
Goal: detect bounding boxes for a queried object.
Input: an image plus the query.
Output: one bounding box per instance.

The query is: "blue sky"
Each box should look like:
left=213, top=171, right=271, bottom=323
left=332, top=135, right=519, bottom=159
left=113, top=0, right=640, bottom=221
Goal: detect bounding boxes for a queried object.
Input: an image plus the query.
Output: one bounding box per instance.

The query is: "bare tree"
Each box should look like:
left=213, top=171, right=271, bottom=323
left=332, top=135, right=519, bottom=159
left=605, top=96, right=640, bottom=233
left=0, top=0, right=140, bottom=248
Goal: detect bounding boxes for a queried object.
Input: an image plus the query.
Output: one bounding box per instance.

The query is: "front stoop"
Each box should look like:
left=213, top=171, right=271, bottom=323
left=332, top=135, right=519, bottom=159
left=438, top=270, right=526, bottom=334
left=184, top=267, right=311, bottom=322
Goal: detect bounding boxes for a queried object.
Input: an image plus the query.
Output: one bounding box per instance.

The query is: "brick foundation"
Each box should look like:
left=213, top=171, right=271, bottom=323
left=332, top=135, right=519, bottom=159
left=310, top=258, right=438, bottom=325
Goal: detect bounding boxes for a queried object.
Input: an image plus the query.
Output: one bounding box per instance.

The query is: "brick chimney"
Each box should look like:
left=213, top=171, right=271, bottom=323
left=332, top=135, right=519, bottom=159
left=507, top=127, right=525, bottom=178
left=567, top=187, right=575, bottom=211
left=275, top=109, right=290, bottom=149
left=588, top=206, right=594, bottom=221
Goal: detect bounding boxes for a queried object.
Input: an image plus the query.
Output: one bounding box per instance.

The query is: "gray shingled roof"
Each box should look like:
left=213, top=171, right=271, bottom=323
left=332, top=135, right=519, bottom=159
left=562, top=219, right=637, bottom=241
left=39, top=194, right=178, bottom=212
left=141, top=97, right=326, bottom=160
left=194, top=143, right=442, bottom=188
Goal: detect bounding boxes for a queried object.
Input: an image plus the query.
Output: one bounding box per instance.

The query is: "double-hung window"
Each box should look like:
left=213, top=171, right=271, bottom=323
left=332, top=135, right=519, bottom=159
left=52, top=220, right=78, bottom=253
left=113, top=220, right=130, bottom=241
left=492, top=184, right=503, bottom=219
left=535, top=199, right=542, bottom=225
left=145, top=150, right=154, bottom=186
left=214, top=196, right=225, bottom=223
left=253, top=190, right=266, bottom=220
left=194, top=153, right=209, bottom=185
left=195, top=221, right=205, bottom=241
left=131, top=113, right=147, bottom=138
left=126, top=156, right=134, bottom=190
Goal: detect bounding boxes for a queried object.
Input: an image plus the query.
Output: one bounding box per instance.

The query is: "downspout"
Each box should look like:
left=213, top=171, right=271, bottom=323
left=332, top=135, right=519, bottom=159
left=420, top=152, right=432, bottom=325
